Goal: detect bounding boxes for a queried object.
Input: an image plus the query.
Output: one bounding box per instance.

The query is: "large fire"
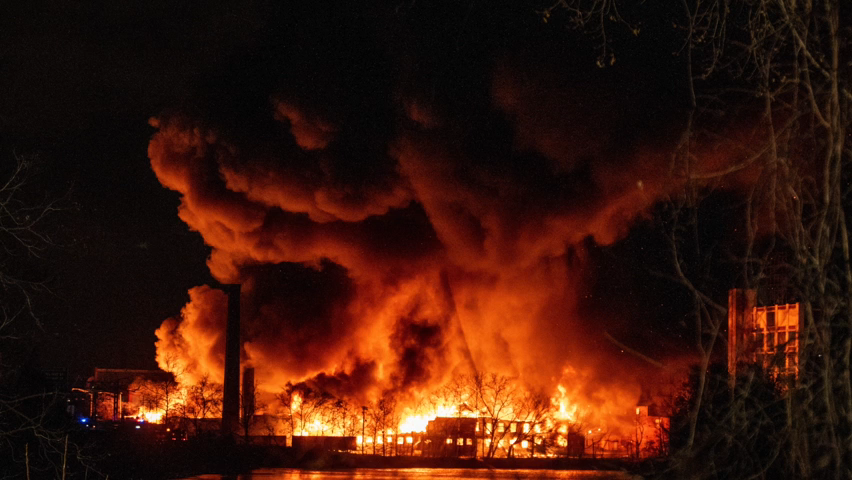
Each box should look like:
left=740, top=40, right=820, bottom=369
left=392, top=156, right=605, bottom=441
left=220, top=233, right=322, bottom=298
left=139, top=47, right=698, bottom=459
left=126, top=367, right=639, bottom=443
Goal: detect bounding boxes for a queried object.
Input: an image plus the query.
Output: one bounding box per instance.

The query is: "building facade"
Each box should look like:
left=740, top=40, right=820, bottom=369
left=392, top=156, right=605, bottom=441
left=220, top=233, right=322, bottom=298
left=728, top=288, right=800, bottom=380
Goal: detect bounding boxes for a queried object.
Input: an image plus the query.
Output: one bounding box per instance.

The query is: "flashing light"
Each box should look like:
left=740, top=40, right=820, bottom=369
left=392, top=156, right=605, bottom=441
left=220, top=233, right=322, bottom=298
left=135, top=425, right=141, bottom=430
left=80, top=418, right=88, bottom=424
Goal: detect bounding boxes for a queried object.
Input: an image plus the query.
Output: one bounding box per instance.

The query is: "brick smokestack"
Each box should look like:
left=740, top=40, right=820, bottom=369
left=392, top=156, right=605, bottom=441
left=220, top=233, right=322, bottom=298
left=221, top=284, right=241, bottom=435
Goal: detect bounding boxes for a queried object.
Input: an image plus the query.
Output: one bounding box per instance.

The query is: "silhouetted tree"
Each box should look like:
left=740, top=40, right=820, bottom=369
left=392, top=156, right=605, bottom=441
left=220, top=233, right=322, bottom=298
left=473, top=373, right=520, bottom=458
left=370, top=392, right=399, bottom=456
left=277, top=383, right=333, bottom=437
left=668, top=363, right=786, bottom=478
left=180, top=374, right=223, bottom=437
left=0, top=154, right=71, bottom=478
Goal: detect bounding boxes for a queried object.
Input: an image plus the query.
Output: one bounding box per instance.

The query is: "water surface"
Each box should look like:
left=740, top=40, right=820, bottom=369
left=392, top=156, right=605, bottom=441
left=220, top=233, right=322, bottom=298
left=187, top=468, right=633, bottom=479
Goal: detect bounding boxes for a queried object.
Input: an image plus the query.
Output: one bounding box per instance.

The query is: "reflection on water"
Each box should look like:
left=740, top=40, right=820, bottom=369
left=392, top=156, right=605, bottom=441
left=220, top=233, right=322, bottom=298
left=187, top=468, right=632, bottom=480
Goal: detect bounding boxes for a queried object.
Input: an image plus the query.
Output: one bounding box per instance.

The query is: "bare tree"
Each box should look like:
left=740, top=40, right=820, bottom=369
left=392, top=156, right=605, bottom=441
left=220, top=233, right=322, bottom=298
left=277, top=383, right=333, bottom=438
left=0, top=154, right=70, bottom=478
left=473, top=373, right=520, bottom=458
left=506, top=390, right=551, bottom=458
left=134, top=354, right=184, bottom=427
left=370, top=392, right=399, bottom=456
left=326, top=398, right=356, bottom=437
left=437, top=373, right=476, bottom=455
left=180, top=374, right=223, bottom=437
left=0, top=154, right=59, bottom=338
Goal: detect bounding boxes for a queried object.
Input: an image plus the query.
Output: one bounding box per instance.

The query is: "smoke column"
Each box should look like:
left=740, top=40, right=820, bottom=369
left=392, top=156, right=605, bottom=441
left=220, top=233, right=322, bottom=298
left=147, top=7, right=751, bottom=423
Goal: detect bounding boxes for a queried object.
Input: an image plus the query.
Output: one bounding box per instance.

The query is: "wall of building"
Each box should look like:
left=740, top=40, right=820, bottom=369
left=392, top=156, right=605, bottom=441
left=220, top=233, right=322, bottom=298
left=728, top=289, right=800, bottom=379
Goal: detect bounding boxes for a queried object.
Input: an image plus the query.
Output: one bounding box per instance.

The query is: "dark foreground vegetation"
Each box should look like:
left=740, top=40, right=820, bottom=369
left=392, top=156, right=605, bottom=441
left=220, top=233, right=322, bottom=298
left=0, top=358, right=793, bottom=480
left=0, top=382, right=655, bottom=479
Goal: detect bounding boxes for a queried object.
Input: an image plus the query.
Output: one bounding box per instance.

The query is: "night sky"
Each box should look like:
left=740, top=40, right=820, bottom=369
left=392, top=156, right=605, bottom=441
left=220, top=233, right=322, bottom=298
left=2, top=1, right=706, bottom=387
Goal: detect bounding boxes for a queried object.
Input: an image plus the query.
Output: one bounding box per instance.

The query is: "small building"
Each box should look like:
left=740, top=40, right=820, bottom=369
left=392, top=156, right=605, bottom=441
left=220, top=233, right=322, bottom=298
left=422, top=417, right=477, bottom=457
left=634, top=405, right=670, bottom=458
left=85, top=368, right=174, bottom=421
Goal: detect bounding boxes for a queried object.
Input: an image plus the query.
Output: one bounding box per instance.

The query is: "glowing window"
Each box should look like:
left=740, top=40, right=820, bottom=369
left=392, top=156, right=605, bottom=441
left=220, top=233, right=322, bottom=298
left=406, top=436, right=413, bottom=444
left=498, top=423, right=505, bottom=432
left=466, top=438, right=472, bottom=445
left=457, top=438, right=463, bottom=446
left=787, top=353, right=798, bottom=367
left=521, top=440, right=529, bottom=449
left=523, top=423, right=530, bottom=433
left=397, top=437, right=404, bottom=444
left=510, top=423, right=517, bottom=432
left=446, top=438, right=452, bottom=444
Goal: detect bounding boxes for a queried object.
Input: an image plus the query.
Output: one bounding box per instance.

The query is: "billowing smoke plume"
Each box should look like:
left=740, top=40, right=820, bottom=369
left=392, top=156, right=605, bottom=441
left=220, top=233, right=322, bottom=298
left=147, top=13, right=709, bottom=424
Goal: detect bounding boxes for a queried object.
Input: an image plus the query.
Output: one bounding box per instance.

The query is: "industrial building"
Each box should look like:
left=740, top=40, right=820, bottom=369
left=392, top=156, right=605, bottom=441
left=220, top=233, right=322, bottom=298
left=82, top=368, right=174, bottom=422
left=728, top=288, right=801, bottom=380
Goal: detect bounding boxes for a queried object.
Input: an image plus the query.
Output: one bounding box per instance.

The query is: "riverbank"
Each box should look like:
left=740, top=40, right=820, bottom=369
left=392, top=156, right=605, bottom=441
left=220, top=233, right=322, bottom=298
left=87, top=435, right=663, bottom=479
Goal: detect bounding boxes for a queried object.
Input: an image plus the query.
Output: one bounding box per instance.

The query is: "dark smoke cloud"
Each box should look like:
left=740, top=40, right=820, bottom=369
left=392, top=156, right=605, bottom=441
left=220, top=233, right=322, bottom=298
left=148, top=4, right=742, bottom=419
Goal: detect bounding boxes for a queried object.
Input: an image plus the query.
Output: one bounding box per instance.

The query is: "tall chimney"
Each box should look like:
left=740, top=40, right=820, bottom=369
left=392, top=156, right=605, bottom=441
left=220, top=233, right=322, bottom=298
left=221, top=284, right=241, bottom=436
